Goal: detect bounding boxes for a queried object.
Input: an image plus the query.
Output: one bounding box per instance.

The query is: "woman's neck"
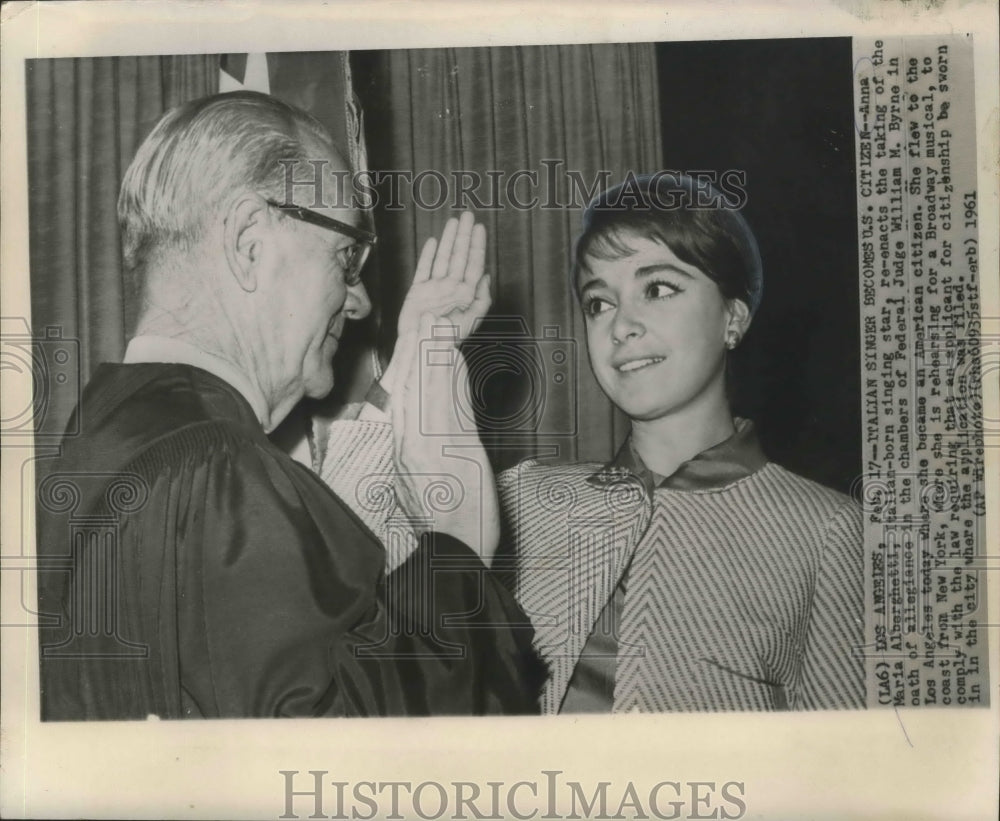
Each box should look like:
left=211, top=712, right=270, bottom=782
left=630, top=397, right=735, bottom=479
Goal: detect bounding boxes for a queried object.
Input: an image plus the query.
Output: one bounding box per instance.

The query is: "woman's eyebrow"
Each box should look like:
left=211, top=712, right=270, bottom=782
left=579, top=276, right=606, bottom=295
left=635, top=263, right=693, bottom=279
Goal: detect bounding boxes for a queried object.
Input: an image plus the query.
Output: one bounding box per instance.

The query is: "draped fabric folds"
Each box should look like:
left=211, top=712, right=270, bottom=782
left=26, top=55, right=219, bottom=441
left=36, top=363, right=542, bottom=719
left=355, top=44, right=662, bottom=468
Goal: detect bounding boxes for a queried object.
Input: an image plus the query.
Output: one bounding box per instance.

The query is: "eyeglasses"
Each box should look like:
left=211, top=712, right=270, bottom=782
left=265, top=199, right=377, bottom=286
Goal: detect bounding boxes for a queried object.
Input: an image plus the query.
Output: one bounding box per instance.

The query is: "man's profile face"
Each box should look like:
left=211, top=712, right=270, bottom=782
left=259, top=167, right=372, bottom=402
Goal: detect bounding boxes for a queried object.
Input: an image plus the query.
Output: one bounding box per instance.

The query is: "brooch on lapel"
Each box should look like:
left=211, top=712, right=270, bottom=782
left=587, top=465, right=637, bottom=486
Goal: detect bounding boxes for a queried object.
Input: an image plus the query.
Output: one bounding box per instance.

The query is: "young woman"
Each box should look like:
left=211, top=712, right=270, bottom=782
left=316, top=183, right=864, bottom=713
left=496, top=173, right=865, bottom=713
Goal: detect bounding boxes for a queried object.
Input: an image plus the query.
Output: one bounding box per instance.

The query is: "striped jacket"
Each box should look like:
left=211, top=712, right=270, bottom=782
left=496, top=423, right=866, bottom=713
left=317, top=417, right=865, bottom=713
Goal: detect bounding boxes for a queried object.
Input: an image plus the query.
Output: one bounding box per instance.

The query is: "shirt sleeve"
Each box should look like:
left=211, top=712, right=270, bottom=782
left=797, top=501, right=866, bottom=709
left=131, top=423, right=542, bottom=718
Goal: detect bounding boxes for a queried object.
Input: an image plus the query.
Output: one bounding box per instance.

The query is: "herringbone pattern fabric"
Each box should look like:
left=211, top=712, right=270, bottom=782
left=499, top=461, right=865, bottom=712
left=496, top=462, right=651, bottom=713
left=317, top=419, right=421, bottom=573
left=315, top=421, right=865, bottom=711
left=614, top=464, right=863, bottom=711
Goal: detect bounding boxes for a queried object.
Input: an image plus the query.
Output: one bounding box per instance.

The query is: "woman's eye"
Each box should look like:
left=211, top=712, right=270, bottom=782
left=646, top=280, right=681, bottom=299
left=583, top=296, right=613, bottom=317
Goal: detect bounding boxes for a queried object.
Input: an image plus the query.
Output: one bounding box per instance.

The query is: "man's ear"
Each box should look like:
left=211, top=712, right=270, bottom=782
left=726, top=298, right=752, bottom=341
left=223, top=194, right=268, bottom=293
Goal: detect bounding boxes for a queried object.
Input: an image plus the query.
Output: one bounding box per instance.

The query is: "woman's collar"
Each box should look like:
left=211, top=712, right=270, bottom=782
left=587, top=417, right=767, bottom=493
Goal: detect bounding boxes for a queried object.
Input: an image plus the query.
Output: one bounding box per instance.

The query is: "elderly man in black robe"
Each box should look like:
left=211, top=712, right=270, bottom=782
left=36, top=91, right=541, bottom=719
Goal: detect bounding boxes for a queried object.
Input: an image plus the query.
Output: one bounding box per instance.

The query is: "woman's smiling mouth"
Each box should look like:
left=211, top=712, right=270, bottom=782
left=615, top=356, right=665, bottom=373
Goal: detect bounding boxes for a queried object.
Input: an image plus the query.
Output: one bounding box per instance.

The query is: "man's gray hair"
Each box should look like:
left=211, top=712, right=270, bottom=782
left=118, top=90, right=334, bottom=283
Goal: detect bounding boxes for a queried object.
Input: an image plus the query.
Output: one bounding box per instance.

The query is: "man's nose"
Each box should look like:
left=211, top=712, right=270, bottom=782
left=344, top=281, right=372, bottom=320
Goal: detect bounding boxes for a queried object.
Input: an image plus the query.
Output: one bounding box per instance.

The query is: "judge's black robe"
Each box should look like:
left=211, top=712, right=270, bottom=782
left=36, top=363, right=543, bottom=719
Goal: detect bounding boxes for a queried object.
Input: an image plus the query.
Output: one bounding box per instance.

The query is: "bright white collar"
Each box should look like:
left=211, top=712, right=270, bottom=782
left=123, top=335, right=270, bottom=428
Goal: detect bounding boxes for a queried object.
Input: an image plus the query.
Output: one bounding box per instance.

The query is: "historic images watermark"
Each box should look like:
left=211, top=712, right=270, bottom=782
left=278, top=163, right=750, bottom=212
left=279, top=770, right=748, bottom=820
left=0, top=316, right=81, bottom=445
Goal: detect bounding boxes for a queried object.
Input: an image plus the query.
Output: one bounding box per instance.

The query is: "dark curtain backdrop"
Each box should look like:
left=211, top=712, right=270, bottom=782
left=350, top=44, right=662, bottom=470
left=26, top=55, right=220, bottom=442
left=657, top=38, right=860, bottom=493
left=26, top=44, right=859, bottom=491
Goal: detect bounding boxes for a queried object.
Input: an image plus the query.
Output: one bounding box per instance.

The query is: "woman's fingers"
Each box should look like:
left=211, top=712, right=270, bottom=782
left=400, top=215, right=487, bottom=341
left=445, top=211, right=476, bottom=282
left=412, top=236, right=438, bottom=284
left=431, top=212, right=484, bottom=283
left=430, top=217, right=459, bottom=279
left=467, top=273, right=492, bottom=325
left=462, top=221, right=487, bottom=290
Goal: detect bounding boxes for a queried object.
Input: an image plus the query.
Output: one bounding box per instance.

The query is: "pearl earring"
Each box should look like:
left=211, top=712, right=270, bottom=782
left=725, top=330, right=740, bottom=349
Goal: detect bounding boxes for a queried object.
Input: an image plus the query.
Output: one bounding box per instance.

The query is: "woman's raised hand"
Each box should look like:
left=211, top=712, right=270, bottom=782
left=396, top=211, right=491, bottom=343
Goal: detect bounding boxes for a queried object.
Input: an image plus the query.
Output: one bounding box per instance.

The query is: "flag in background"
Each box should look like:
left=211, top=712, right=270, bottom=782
left=219, top=53, right=271, bottom=93
left=217, top=52, right=366, bottom=175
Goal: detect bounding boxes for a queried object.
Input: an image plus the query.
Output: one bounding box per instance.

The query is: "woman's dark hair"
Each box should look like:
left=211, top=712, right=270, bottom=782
left=573, top=172, right=763, bottom=314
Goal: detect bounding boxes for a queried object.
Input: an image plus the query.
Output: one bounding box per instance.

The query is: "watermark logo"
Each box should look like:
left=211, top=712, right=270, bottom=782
left=0, top=317, right=81, bottom=443
left=278, top=161, right=749, bottom=213
left=279, top=770, right=748, bottom=820
left=419, top=318, right=577, bottom=440
left=36, top=471, right=150, bottom=659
